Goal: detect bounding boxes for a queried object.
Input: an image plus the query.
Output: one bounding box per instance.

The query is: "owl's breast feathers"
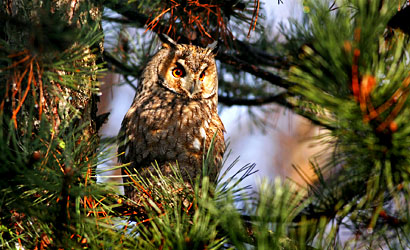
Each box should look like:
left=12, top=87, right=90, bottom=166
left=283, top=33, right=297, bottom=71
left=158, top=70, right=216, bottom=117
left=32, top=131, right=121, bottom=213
left=119, top=87, right=225, bottom=182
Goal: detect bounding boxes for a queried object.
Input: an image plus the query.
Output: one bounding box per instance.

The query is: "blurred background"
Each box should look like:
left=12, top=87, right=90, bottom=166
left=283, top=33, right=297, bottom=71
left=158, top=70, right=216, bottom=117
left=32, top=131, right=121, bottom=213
left=98, top=0, right=326, bottom=191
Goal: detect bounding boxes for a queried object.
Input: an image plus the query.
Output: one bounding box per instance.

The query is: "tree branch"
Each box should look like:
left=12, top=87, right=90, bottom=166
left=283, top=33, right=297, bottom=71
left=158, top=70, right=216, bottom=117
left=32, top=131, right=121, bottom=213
left=104, top=2, right=149, bottom=27
left=216, top=53, right=290, bottom=89
left=219, top=93, right=291, bottom=107
left=233, top=39, right=288, bottom=68
left=219, top=94, right=334, bottom=130
left=103, top=51, right=142, bottom=77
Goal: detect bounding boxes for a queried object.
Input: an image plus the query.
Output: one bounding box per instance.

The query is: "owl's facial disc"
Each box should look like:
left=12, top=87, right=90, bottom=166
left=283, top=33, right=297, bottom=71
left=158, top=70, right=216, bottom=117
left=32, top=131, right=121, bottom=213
left=158, top=45, right=217, bottom=99
left=173, top=60, right=207, bottom=98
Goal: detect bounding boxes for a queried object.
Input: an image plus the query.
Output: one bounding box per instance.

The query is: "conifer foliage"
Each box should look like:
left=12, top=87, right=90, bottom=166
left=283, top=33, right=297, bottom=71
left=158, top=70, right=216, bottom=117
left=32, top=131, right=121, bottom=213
left=1, top=0, right=410, bottom=249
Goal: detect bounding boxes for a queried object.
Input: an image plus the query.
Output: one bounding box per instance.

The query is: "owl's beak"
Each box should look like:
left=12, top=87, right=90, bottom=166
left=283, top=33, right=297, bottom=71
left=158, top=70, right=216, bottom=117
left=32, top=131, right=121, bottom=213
left=189, top=82, right=196, bottom=95
left=189, top=80, right=201, bottom=95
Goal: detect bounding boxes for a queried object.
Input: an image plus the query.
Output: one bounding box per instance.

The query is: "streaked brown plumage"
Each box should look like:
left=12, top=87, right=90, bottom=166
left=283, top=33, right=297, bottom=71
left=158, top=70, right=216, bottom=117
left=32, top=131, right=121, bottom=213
left=118, top=35, right=225, bottom=200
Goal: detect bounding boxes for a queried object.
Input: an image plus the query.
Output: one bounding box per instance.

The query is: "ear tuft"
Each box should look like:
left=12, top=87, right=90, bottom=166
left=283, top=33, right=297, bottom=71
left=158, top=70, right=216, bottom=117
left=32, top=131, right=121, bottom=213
left=206, top=40, right=218, bottom=55
left=159, top=34, right=177, bottom=48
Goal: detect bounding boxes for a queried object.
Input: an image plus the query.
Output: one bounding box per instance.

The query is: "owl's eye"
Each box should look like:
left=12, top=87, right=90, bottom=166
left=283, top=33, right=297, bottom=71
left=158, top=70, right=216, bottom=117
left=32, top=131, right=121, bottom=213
left=199, top=71, right=205, bottom=81
left=172, top=67, right=185, bottom=78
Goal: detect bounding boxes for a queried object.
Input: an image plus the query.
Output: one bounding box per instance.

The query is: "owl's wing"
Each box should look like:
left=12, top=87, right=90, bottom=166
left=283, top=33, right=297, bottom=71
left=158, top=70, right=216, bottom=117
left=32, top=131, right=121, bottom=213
left=117, top=117, right=129, bottom=165
left=117, top=91, right=142, bottom=165
left=117, top=103, right=139, bottom=166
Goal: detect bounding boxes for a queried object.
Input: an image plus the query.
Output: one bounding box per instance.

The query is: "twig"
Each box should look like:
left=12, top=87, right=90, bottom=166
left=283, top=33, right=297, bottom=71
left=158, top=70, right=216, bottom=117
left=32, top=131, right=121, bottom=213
left=103, top=51, right=142, bottom=77
left=218, top=93, right=289, bottom=107
left=216, top=52, right=290, bottom=89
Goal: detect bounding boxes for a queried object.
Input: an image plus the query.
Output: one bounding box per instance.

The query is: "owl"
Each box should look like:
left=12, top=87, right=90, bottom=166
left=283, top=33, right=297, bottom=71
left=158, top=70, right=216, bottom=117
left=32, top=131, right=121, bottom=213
left=118, top=35, right=226, bottom=200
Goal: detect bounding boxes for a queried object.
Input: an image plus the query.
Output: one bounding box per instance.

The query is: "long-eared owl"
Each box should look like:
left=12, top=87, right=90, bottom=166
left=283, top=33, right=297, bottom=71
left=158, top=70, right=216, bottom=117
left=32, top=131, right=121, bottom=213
left=118, top=35, right=225, bottom=200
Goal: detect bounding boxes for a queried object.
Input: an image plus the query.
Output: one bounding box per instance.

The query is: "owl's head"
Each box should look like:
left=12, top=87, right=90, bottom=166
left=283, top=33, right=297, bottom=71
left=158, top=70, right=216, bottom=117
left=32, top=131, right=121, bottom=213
left=156, top=35, right=218, bottom=100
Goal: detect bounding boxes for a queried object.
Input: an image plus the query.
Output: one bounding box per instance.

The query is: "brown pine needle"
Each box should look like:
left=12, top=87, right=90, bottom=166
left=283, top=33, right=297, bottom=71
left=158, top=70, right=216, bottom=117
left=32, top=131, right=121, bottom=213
left=123, top=169, right=153, bottom=199
left=247, top=0, right=260, bottom=38
left=5, top=54, right=30, bottom=70
left=196, top=19, right=213, bottom=39
left=145, top=7, right=173, bottom=32
left=7, top=49, right=28, bottom=58
left=12, top=57, right=35, bottom=128
left=377, top=90, right=409, bottom=132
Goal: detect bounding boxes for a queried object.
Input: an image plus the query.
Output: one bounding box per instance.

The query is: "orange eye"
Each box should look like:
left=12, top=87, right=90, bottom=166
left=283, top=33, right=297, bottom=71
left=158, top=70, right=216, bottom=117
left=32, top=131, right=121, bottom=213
left=172, top=67, right=185, bottom=78
left=199, top=71, right=205, bottom=81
